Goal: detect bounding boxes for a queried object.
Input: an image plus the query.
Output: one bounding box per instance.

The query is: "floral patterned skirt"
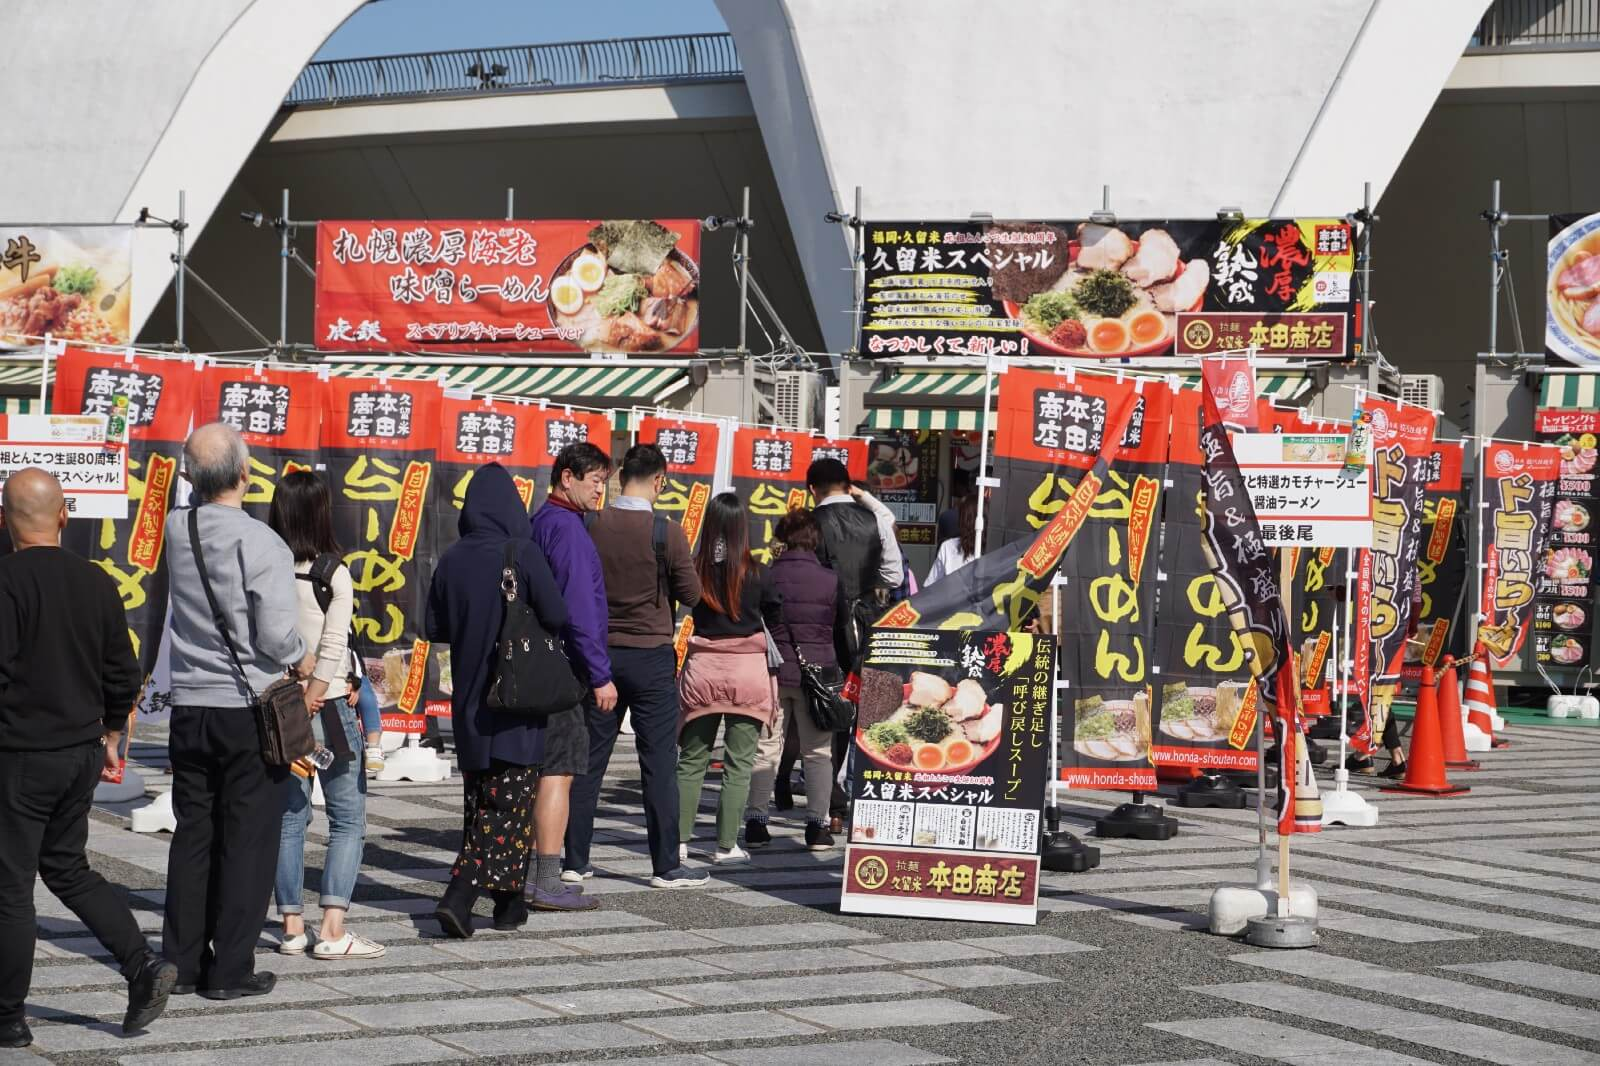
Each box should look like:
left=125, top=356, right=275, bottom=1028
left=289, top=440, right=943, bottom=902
left=452, top=762, right=537, bottom=892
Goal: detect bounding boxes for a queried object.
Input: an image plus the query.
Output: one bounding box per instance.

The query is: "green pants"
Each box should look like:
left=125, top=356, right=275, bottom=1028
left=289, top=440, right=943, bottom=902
left=678, top=713, right=762, bottom=849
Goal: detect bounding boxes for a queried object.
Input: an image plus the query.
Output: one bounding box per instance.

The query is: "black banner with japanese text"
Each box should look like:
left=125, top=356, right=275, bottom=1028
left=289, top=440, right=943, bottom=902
left=1402, top=440, right=1467, bottom=689
left=733, top=427, right=813, bottom=564
left=1480, top=442, right=1561, bottom=669
left=197, top=365, right=326, bottom=523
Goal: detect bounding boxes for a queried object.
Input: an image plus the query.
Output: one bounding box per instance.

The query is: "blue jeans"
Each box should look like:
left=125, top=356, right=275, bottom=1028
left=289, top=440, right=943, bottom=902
left=275, top=697, right=367, bottom=913
left=353, top=676, right=381, bottom=739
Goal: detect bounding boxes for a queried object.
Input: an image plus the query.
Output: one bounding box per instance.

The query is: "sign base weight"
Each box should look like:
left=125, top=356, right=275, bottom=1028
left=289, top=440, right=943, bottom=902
left=1245, top=913, right=1319, bottom=948
left=1208, top=880, right=1318, bottom=936
left=1095, top=799, right=1179, bottom=840
left=1177, top=773, right=1247, bottom=809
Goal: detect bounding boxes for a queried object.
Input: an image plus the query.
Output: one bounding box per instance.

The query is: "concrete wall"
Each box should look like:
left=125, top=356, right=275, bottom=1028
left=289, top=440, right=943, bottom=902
left=2, top=0, right=365, bottom=337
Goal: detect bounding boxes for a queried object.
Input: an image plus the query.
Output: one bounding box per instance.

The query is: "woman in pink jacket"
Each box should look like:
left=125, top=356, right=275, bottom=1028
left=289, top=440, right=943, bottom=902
left=677, top=492, right=782, bottom=865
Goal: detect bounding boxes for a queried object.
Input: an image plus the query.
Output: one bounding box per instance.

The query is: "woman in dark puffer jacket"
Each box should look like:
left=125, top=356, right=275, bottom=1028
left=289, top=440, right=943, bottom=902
left=744, top=508, right=846, bottom=851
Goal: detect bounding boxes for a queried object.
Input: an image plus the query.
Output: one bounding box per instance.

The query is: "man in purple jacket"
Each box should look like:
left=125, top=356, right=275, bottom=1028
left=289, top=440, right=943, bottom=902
left=528, top=442, right=613, bottom=912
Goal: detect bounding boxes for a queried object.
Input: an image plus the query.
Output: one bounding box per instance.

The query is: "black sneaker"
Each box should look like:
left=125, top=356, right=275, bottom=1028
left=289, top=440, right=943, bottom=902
left=198, top=971, right=275, bottom=1001
left=1380, top=759, right=1408, bottom=779
left=744, top=819, right=771, bottom=848
left=0, top=1020, right=31, bottom=1048
left=123, top=952, right=178, bottom=1033
left=805, top=822, right=836, bottom=850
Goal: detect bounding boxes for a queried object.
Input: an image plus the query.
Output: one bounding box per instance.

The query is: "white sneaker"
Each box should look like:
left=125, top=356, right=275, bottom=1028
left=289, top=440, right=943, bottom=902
left=560, top=867, right=594, bottom=885
left=277, top=932, right=308, bottom=955
left=311, top=932, right=386, bottom=960
left=713, top=845, right=751, bottom=865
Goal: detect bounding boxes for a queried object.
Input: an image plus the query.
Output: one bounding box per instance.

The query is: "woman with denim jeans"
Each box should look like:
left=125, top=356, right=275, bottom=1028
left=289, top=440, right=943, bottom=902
left=268, top=472, right=383, bottom=960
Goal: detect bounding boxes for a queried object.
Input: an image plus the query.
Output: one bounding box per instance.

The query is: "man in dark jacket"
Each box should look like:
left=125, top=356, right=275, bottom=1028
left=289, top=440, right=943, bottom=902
left=426, top=463, right=572, bottom=933
left=0, top=469, right=178, bottom=1046
left=806, top=458, right=903, bottom=829
left=565, top=444, right=706, bottom=888
left=528, top=442, right=612, bottom=912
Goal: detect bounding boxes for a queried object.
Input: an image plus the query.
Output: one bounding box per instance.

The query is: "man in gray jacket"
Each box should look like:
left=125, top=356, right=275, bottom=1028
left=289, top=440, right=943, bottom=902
left=162, top=423, right=313, bottom=1001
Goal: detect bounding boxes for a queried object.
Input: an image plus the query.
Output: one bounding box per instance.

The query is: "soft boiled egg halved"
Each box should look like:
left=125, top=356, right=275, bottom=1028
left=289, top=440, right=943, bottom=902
left=551, top=275, right=586, bottom=315
left=571, top=252, right=608, bottom=293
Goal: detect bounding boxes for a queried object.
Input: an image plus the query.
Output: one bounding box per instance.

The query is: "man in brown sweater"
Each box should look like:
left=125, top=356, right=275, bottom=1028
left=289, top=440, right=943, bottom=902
left=563, top=444, right=706, bottom=888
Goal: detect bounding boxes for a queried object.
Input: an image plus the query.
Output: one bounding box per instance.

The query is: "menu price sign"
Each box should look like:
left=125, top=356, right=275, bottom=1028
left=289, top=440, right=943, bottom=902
left=1233, top=433, right=1372, bottom=548
left=1533, top=405, right=1597, bottom=671
left=842, top=629, right=1052, bottom=926
left=0, top=415, right=126, bottom=518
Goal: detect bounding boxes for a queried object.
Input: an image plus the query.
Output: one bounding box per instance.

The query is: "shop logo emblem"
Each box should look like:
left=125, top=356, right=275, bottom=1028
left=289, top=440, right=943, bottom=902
left=853, top=855, right=889, bottom=891
left=1494, top=449, right=1518, bottom=474
left=1183, top=319, right=1215, bottom=350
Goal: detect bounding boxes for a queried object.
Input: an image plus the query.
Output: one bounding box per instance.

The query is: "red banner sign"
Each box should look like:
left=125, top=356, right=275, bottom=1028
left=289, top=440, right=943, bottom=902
left=314, top=219, right=702, bottom=354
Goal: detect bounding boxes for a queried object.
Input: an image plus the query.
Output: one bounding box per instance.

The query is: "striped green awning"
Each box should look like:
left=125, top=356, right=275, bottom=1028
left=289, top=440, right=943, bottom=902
left=863, top=367, right=1313, bottom=430
left=324, top=362, right=690, bottom=406
left=0, top=362, right=44, bottom=388
left=1540, top=373, right=1599, bottom=410
left=0, top=396, right=37, bottom=414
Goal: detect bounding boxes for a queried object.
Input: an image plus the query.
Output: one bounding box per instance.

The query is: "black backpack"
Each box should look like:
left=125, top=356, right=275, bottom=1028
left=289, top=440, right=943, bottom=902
left=584, top=510, right=676, bottom=613
left=297, top=552, right=362, bottom=688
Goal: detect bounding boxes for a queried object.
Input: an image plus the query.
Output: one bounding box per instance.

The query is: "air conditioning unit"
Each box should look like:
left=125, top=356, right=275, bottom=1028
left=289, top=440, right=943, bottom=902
left=1400, top=374, right=1444, bottom=410
left=774, top=370, right=817, bottom=429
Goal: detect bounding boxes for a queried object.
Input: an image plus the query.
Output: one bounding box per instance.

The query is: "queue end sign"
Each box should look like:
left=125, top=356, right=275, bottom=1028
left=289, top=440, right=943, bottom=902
left=1233, top=432, right=1372, bottom=549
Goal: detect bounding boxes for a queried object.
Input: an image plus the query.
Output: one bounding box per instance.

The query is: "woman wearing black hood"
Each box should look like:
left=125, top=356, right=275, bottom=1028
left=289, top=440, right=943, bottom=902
left=426, top=463, right=569, bottom=936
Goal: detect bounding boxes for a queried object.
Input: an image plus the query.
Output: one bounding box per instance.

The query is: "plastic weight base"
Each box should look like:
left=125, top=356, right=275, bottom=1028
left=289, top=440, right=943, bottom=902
left=1177, top=773, right=1247, bottom=809
left=130, top=790, right=177, bottom=834
left=1041, top=830, right=1101, bottom=872
left=1246, top=913, right=1319, bottom=948
left=1209, top=880, right=1318, bottom=936
left=1094, top=800, right=1179, bottom=840
left=1319, top=785, right=1379, bottom=827
left=377, top=743, right=452, bottom=783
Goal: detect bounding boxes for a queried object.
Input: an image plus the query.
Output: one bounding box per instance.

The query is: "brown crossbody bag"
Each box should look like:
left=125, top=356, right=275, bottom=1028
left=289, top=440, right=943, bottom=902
left=188, top=507, right=315, bottom=765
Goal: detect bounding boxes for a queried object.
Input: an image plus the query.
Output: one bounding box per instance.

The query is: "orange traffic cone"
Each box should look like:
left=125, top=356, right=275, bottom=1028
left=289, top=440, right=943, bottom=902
left=1382, top=664, right=1470, bottom=796
left=1436, top=657, right=1479, bottom=771
left=1464, top=646, right=1510, bottom=749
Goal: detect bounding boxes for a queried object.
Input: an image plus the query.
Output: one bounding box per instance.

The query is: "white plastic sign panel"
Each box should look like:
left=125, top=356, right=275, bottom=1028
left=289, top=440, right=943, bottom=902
left=0, top=414, right=127, bottom=519
left=1232, top=432, right=1370, bottom=548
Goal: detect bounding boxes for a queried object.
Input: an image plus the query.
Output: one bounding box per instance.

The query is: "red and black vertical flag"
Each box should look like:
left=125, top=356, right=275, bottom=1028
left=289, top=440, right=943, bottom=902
left=323, top=377, right=441, bottom=726
left=196, top=364, right=325, bottom=523
left=54, top=347, right=197, bottom=681
left=1150, top=388, right=1259, bottom=773
left=1197, top=369, right=1319, bottom=833
left=638, top=414, right=723, bottom=552
left=1403, top=439, right=1468, bottom=690
left=807, top=435, right=869, bottom=484
left=530, top=407, right=614, bottom=506
left=1479, top=441, right=1561, bottom=668
left=732, top=427, right=813, bottom=564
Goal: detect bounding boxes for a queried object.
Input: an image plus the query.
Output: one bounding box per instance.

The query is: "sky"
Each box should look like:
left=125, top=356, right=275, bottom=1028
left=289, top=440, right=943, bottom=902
left=314, top=0, right=728, bottom=60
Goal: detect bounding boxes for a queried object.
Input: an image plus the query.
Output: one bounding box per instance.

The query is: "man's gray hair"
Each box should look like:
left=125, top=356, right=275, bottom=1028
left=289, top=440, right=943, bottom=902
left=184, top=422, right=250, bottom=502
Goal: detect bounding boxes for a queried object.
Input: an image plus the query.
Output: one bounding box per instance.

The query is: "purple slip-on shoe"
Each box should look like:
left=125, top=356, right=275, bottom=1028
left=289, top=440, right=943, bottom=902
left=528, top=884, right=602, bottom=911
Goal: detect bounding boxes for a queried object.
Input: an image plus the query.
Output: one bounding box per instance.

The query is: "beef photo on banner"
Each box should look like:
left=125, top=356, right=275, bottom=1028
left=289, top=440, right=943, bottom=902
left=1479, top=442, right=1561, bottom=669
left=989, top=369, right=1169, bottom=790
left=52, top=348, right=197, bottom=691
left=324, top=377, right=441, bottom=727
left=1533, top=402, right=1598, bottom=671
left=731, top=427, right=813, bottom=564
left=432, top=396, right=543, bottom=718
left=859, top=218, right=1353, bottom=360
left=530, top=407, right=614, bottom=507
left=878, top=378, right=1140, bottom=638
left=196, top=364, right=326, bottom=522
left=1403, top=440, right=1468, bottom=689
left=637, top=414, right=722, bottom=550
left=1198, top=384, right=1320, bottom=832
left=314, top=219, right=702, bottom=354
left=1352, top=397, right=1435, bottom=750
left=1151, top=389, right=1257, bottom=773
left=844, top=629, right=1053, bottom=925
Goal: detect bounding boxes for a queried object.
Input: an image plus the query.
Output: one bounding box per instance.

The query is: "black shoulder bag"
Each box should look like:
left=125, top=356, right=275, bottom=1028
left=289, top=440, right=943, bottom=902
left=189, top=507, right=315, bottom=766
left=486, top=540, right=584, bottom=715
left=783, top=619, right=855, bottom=733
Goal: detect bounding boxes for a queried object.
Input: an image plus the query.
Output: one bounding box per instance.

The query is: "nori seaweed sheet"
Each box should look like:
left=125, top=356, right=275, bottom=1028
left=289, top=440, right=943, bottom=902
left=588, top=220, right=681, bottom=276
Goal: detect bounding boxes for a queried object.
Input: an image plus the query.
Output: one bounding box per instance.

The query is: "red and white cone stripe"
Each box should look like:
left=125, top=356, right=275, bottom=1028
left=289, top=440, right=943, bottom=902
left=1464, top=657, right=1497, bottom=742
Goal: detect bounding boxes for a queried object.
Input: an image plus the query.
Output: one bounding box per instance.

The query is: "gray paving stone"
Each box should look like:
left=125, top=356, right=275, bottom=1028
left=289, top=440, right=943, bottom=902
left=1114, top=1060, right=1240, bottom=1066
left=26, top=961, right=128, bottom=990
left=704, top=1039, right=955, bottom=1065
left=905, top=964, right=1058, bottom=988
left=1150, top=1016, right=1439, bottom=1065
left=548, top=1058, right=720, bottom=1066
left=697, top=946, right=884, bottom=974
left=554, top=929, right=727, bottom=956
left=329, top=995, right=556, bottom=1029
left=690, top=921, right=878, bottom=947
left=436, top=1020, right=661, bottom=1055
left=528, top=988, right=691, bottom=1016
left=431, top=937, right=582, bottom=962
left=31, top=979, right=342, bottom=1019
left=1314, top=910, right=1479, bottom=943
left=781, top=996, right=1006, bottom=1031
left=624, top=1009, right=823, bottom=1041
left=1444, top=959, right=1600, bottom=998
left=953, top=933, right=1099, bottom=956
left=709, top=887, right=844, bottom=908
left=309, top=972, right=473, bottom=998
left=1193, top=981, right=1600, bottom=1066
left=29, top=1008, right=355, bottom=1052
left=0, top=1049, right=46, bottom=1065
left=115, top=1036, right=465, bottom=1066
left=653, top=970, right=943, bottom=1007
left=443, top=956, right=726, bottom=992
left=849, top=940, right=1002, bottom=964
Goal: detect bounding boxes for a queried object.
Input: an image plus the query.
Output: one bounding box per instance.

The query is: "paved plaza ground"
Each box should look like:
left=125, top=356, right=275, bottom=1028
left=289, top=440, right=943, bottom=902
left=12, top=720, right=1600, bottom=1065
